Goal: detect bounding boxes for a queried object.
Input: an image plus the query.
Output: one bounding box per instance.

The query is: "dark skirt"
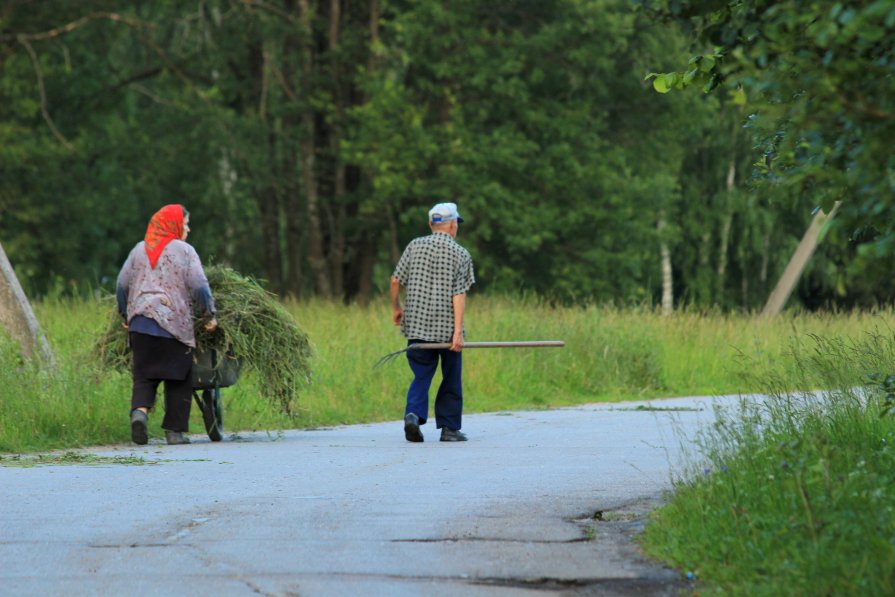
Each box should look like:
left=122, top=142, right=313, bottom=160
left=130, top=332, right=193, bottom=381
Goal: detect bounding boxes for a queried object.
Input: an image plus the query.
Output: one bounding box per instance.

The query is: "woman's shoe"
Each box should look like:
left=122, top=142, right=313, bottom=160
left=165, top=430, right=191, bottom=445
left=131, top=410, right=148, bottom=445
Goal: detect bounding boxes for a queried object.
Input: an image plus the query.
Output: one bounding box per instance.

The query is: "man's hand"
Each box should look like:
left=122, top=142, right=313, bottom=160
left=392, top=307, right=404, bottom=326
left=204, top=317, right=218, bottom=332
left=450, top=329, right=464, bottom=352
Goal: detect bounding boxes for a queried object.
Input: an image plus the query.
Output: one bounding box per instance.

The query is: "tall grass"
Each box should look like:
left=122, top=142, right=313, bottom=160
left=641, top=326, right=895, bottom=595
left=0, top=298, right=134, bottom=451
left=2, top=295, right=894, bottom=453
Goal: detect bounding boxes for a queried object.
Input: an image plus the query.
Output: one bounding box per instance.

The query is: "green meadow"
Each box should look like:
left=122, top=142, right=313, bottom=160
left=2, top=296, right=893, bottom=454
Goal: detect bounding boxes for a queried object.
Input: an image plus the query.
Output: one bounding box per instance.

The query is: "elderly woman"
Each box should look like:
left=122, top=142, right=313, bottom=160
left=116, top=204, right=218, bottom=445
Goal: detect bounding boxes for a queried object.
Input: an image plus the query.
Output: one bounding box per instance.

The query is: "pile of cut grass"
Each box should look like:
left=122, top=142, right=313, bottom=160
left=96, top=265, right=312, bottom=414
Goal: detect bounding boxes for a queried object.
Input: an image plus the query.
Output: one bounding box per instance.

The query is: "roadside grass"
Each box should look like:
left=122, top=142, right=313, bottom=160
left=641, top=327, right=895, bottom=596
left=1, top=295, right=893, bottom=453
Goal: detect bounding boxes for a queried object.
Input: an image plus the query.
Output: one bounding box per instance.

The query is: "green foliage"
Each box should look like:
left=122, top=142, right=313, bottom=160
left=2, top=0, right=891, bottom=308
left=351, top=0, right=716, bottom=301
left=642, top=329, right=895, bottom=595
left=0, top=0, right=792, bottom=309
left=639, top=0, right=895, bottom=306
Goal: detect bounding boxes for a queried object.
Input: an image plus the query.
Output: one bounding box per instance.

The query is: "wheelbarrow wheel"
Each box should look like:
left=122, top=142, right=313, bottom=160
left=201, top=388, right=224, bottom=442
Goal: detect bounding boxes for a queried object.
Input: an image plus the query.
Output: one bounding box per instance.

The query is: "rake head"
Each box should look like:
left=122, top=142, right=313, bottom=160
left=373, top=343, right=444, bottom=369
left=373, top=349, right=407, bottom=369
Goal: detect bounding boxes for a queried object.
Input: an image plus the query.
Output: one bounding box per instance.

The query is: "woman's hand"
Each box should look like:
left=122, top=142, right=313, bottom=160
left=204, top=317, right=218, bottom=332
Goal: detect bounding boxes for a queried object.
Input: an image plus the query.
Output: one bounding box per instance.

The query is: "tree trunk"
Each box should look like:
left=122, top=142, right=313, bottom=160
left=248, top=36, right=284, bottom=293
left=333, top=0, right=379, bottom=305
left=657, top=213, right=673, bottom=316
left=327, top=0, right=346, bottom=299
left=760, top=230, right=770, bottom=285
left=355, top=231, right=377, bottom=305
left=716, top=159, right=736, bottom=300
left=0, top=241, right=55, bottom=366
left=699, top=231, right=711, bottom=267
left=284, top=190, right=305, bottom=298
left=717, top=212, right=732, bottom=291
left=297, top=0, right=331, bottom=297
left=256, top=186, right=283, bottom=293
left=217, top=150, right=238, bottom=264
left=282, top=0, right=304, bottom=298
left=387, top=206, right=400, bottom=264
left=697, top=228, right=712, bottom=305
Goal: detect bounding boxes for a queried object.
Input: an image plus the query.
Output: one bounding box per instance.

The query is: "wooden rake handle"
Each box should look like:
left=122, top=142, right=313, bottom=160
left=407, top=341, right=566, bottom=350
left=374, top=340, right=565, bottom=368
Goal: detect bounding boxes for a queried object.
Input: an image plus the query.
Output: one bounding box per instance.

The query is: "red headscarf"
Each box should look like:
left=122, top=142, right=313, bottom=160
left=144, top=204, right=186, bottom=269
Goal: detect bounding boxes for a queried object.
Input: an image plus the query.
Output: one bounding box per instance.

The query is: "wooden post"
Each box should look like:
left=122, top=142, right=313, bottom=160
left=761, top=201, right=841, bottom=317
left=0, top=241, right=55, bottom=366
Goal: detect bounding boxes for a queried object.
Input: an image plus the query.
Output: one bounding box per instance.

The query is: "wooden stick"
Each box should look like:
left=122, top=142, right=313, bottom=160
left=374, top=340, right=565, bottom=368
left=408, top=341, right=565, bottom=350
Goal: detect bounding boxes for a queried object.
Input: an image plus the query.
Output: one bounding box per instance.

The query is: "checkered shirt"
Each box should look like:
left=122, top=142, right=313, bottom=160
left=393, top=232, right=475, bottom=342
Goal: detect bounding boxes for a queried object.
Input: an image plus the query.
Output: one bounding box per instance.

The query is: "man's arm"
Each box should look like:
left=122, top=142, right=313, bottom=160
left=390, top=275, right=404, bottom=326
left=451, top=292, right=466, bottom=352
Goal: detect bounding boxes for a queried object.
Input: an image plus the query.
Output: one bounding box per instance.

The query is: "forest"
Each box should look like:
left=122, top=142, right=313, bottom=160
left=2, top=0, right=894, bottom=309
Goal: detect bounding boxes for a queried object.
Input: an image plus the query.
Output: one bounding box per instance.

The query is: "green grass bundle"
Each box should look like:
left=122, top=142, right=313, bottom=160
left=96, top=265, right=312, bottom=414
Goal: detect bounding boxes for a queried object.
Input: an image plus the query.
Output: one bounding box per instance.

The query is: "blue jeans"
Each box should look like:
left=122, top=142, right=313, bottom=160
left=405, top=340, right=463, bottom=430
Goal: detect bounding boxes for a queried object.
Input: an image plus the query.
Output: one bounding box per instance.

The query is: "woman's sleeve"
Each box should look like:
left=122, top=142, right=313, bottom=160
left=186, top=247, right=216, bottom=316
left=115, top=248, right=135, bottom=321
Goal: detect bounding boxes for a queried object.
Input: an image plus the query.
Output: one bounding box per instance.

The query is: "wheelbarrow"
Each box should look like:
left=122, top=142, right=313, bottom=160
left=191, top=348, right=242, bottom=442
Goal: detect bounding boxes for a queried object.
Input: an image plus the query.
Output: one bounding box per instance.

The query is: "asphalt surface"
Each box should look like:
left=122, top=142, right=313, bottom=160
left=1, top=394, right=743, bottom=596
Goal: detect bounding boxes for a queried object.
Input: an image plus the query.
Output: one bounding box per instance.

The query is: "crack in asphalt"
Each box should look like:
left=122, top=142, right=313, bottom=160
left=88, top=542, right=188, bottom=548
left=472, top=575, right=692, bottom=596
left=392, top=537, right=593, bottom=544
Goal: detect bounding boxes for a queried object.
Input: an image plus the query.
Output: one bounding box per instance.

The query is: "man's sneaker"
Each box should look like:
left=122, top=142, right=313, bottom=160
left=404, top=413, right=424, bottom=443
left=165, top=431, right=191, bottom=445
left=440, top=428, right=467, bottom=442
left=131, top=409, right=148, bottom=445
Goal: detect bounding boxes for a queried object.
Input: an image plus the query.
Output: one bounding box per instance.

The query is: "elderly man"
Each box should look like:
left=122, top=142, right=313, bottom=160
left=390, top=202, right=475, bottom=442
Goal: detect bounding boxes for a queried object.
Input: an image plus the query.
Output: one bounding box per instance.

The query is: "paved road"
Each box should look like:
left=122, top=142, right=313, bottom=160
left=1, top=395, right=740, bottom=596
